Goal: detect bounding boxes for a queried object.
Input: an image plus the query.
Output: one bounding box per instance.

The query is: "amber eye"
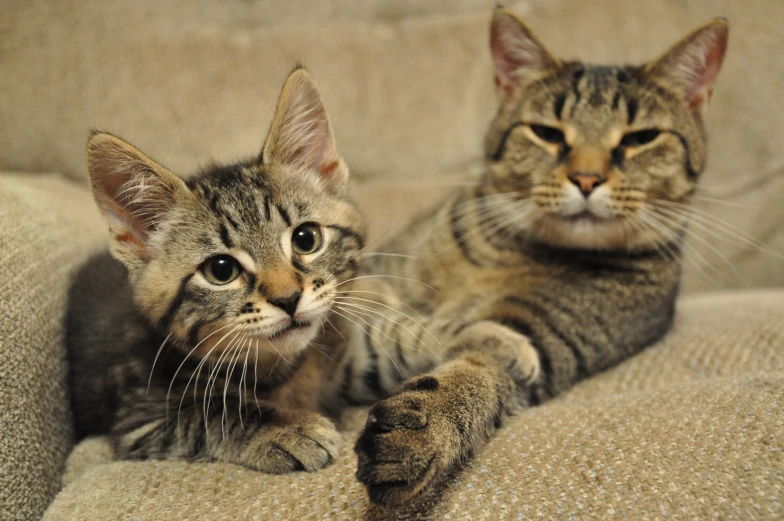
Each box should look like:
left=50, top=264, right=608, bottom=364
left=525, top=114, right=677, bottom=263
left=202, top=255, right=241, bottom=285
left=292, top=223, right=323, bottom=255
left=620, top=129, right=661, bottom=147
left=529, top=124, right=566, bottom=145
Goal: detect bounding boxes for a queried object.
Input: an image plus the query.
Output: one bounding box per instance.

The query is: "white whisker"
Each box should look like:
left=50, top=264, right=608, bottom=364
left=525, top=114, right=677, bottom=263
left=148, top=333, right=172, bottom=393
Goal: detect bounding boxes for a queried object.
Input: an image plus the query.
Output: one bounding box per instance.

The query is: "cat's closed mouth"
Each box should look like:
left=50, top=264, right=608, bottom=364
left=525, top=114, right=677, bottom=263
left=268, top=320, right=312, bottom=340
left=562, top=210, right=609, bottom=222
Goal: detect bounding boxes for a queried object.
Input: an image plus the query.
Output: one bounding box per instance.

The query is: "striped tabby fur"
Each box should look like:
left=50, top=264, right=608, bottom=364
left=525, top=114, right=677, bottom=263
left=67, top=68, right=367, bottom=473
left=344, top=9, right=730, bottom=506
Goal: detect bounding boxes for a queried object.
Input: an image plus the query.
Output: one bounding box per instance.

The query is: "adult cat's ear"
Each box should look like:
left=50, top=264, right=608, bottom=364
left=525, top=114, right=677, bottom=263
left=87, top=132, right=191, bottom=263
left=490, top=7, right=561, bottom=100
left=261, top=67, right=348, bottom=190
left=645, top=18, right=729, bottom=114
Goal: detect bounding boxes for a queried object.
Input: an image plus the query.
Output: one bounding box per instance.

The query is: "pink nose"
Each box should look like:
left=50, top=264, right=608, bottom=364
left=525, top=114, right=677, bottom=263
left=569, top=173, right=606, bottom=197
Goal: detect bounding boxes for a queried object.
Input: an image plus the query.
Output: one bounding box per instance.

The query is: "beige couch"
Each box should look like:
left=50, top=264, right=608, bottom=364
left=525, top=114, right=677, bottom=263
left=1, top=1, right=783, bottom=519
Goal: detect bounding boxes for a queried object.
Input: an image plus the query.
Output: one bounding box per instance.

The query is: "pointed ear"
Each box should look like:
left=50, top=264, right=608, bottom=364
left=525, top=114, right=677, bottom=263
left=261, top=68, right=348, bottom=189
left=644, top=18, right=729, bottom=114
left=490, top=8, right=561, bottom=100
left=86, top=132, right=191, bottom=263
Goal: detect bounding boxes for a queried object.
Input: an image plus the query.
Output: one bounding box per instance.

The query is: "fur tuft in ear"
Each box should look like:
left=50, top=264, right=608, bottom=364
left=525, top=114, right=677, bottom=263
left=645, top=18, right=729, bottom=113
left=261, top=68, right=348, bottom=189
left=490, top=8, right=561, bottom=99
left=87, top=132, right=190, bottom=264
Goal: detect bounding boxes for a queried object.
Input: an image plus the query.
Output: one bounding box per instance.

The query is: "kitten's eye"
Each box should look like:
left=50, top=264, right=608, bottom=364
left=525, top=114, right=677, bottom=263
left=620, top=129, right=661, bottom=147
left=202, top=255, right=241, bottom=285
left=292, top=223, right=323, bottom=255
left=529, top=124, right=566, bottom=145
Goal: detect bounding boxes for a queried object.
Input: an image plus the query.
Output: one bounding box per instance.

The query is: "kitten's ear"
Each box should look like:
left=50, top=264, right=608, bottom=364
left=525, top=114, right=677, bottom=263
left=644, top=18, right=729, bottom=114
left=261, top=67, right=348, bottom=189
left=87, top=132, right=191, bottom=263
left=490, top=7, right=561, bottom=99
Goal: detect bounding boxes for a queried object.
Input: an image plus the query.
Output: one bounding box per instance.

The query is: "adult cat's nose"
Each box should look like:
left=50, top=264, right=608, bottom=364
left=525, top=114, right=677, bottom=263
left=269, top=291, right=301, bottom=317
left=569, top=172, right=606, bottom=197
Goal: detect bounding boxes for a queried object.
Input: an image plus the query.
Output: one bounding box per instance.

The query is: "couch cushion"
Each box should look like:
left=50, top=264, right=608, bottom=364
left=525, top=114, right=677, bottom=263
left=44, top=290, right=784, bottom=520
left=0, top=173, right=106, bottom=520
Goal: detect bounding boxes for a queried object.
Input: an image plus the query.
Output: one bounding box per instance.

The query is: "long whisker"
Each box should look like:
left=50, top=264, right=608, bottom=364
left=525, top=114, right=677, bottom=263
left=204, top=330, right=244, bottom=433
left=691, top=194, right=745, bottom=208
left=148, top=333, right=172, bottom=393
left=646, top=207, right=740, bottom=281
left=252, top=337, right=261, bottom=414
left=181, top=325, right=242, bottom=426
left=166, top=321, right=238, bottom=412
left=222, top=333, right=247, bottom=436
left=628, top=211, right=679, bottom=261
left=651, top=200, right=784, bottom=260
left=335, top=302, right=432, bottom=358
left=239, top=336, right=252, bottom=429
left=452, top=200, right=537, bottom=248
left=449, top=193, right=522, bottom=235
left=334, top=289, right=427, bottom=320
left=333, top=274, right=437, bottom=292
left=324, top=315, right=347, bottom=343
left=358, top=252, right=420, bottom=260
left=309, top=341, right=337, bottom=363
left=330, top=308, right=403, bottom=379
left=332, top=295, right=445, bottom=358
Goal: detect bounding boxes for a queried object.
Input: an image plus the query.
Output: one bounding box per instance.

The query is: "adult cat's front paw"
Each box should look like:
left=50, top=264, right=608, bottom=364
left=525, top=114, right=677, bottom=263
left=240, top=410, right=340, bottom=474
left=354, top=374, right=493, bottom=506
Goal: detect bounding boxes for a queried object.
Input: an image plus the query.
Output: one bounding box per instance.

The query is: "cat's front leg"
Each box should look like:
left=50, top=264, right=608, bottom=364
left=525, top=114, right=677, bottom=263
left=111, top=390, right=340, bottom=473
left=354, top=321, right=539, bottom=506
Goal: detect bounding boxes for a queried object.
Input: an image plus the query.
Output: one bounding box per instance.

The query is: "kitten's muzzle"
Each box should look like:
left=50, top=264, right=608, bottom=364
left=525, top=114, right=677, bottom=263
left=269, top=319, right=312, bottom=340
left=269, top=291, right=302, bottom=317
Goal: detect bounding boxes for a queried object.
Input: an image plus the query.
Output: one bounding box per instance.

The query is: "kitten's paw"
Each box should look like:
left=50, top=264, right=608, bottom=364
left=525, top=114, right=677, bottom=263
left=354, top=376, right=461, bottom=506
left=242, top=410, right=340, bottom=473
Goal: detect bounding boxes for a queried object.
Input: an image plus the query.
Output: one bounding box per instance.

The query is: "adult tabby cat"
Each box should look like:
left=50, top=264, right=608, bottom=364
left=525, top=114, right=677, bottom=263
left=342, top=9, right=730, bottom=506
left=67, top=68, right=367, bottom=473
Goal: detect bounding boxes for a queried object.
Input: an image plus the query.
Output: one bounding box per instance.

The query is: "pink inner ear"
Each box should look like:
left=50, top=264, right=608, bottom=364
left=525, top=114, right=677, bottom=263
left=288, top=97, right=338, bottom=177
left=688, top=43, right=724, bottom=109
left=490, top=13, right=553, bottom=98
left=490, top=18, right=526, bottom=87
left=90, top=147, right=163, bottom=248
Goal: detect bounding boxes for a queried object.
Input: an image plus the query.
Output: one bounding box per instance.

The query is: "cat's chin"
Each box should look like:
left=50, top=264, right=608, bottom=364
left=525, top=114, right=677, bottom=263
left=252, top=320, right=320, bottom=357
left=530, top=214, right=648, bottom=251
left=192, top=320, right=320, bottom=362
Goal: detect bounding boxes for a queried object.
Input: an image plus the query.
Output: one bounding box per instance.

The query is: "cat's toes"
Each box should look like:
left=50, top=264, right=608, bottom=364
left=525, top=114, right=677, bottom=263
left=354, top=386, right=448, bottom=506
left=243, top=411, right=340, bottom=473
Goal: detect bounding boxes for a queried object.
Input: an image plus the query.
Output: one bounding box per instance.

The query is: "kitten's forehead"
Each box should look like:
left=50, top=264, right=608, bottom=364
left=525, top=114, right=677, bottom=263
left=191, top=162, right=320, bottom=219
left=179, top=160, right=354, bottom=263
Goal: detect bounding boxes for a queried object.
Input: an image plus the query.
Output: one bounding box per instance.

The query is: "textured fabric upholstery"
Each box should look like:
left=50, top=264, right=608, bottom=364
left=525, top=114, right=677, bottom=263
left=45, top=291, right=784, bottom=520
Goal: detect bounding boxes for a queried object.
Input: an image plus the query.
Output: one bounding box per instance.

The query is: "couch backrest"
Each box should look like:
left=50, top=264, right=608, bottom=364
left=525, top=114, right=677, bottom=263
left=2, top=0, right=782, bottom=293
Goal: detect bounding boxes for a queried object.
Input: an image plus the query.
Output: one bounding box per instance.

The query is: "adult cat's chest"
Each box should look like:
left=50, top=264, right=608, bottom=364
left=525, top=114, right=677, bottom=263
left=426, top=240, right=671, bottom=315
left=426, top=250, right=550, bottom=311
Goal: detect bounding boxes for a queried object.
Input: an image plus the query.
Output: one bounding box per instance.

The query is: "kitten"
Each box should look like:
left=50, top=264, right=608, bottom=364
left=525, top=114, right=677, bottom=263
left=66, top=68, right=367, bottom=473
left=336, top=9, right=729, bottom=505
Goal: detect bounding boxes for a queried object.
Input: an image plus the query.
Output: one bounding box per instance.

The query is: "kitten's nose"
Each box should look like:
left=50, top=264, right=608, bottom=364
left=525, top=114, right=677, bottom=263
left=269, top=291, right=301, bottom=317
left=569, top=172, right=606, bottom=197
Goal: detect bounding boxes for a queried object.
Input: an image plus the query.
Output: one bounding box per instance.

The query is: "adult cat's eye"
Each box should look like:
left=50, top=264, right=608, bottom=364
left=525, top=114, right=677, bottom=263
left=620, top=129, right=661, bottom=147
left=529, top=124, right=566, bottom=145
left=292, top=223, right=323, bottom=255
left=202, top=255, right=242, bottom=285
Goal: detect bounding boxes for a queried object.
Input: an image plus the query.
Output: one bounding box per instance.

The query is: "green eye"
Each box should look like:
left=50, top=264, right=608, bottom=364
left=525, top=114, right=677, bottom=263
left=620, top=129, right=661, bottom=147
left=292, top=223, right=323, bottom=255
left=529, top=124, right=566, bottom=145
left=202, top=255, right=241, bottom=285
